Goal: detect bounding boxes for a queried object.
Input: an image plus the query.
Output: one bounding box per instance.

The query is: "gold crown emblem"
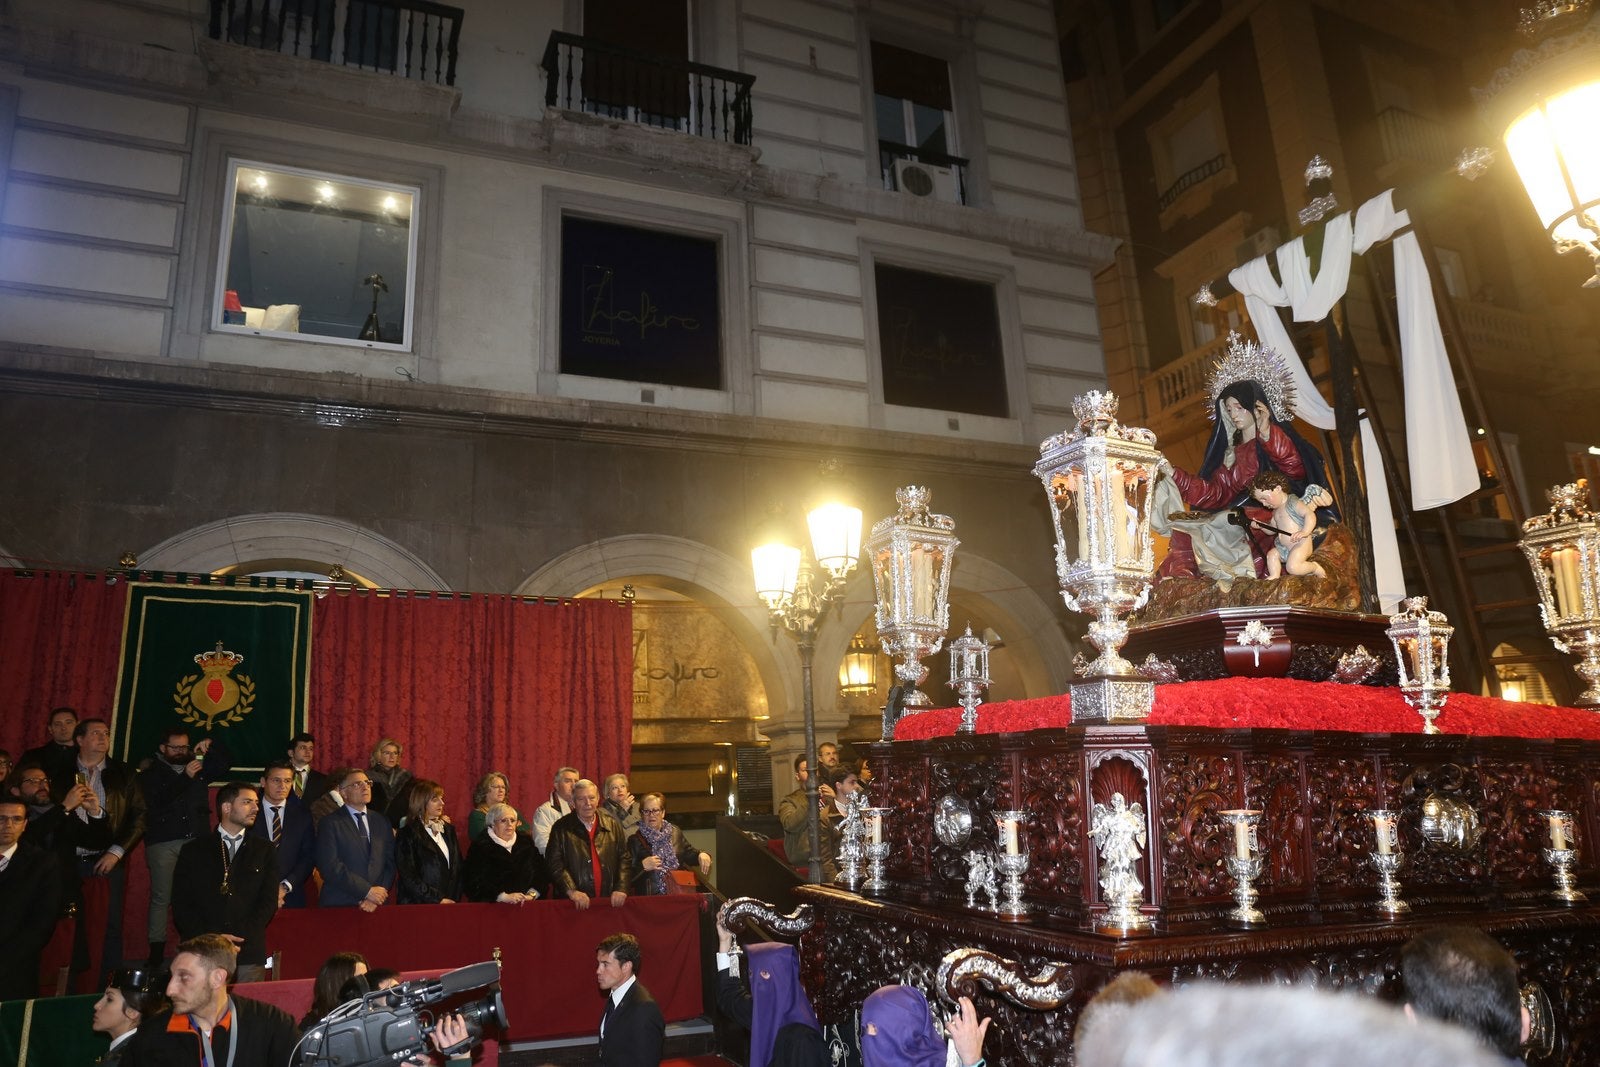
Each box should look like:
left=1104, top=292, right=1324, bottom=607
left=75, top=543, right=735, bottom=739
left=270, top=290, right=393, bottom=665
left=195, top=641, right=244, bottom=673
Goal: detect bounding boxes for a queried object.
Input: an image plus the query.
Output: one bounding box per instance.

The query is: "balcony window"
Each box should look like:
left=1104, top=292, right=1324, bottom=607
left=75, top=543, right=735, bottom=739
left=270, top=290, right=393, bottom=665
left=872, top=41, right=969, bottom=205
left=215, top=160, right=418, bottom=349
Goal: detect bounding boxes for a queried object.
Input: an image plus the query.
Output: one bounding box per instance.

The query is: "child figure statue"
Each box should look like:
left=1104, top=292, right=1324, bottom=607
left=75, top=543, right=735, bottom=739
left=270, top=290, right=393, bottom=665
left=1249, top=470, right=1334, bottom=580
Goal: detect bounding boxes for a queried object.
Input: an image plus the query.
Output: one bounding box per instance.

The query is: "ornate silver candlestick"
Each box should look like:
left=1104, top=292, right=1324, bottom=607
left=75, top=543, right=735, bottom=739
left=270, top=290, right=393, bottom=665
left=835, top=790, right=868, bottom=892
left=1034, top=393, right=1163, bottom=723
left=1219, top=809, right=1265, bottom=926
left=865, top=486, right=959, bottom=709
left=1520, top=482, right=1600, bottom=707
left=1368, top=809, right=1410, bottom=914
left=1538, top=809, right=1588, bottom=903
left=1090, top=792, right=1150, bottom=932
left=993, top=810, right=1030, bottom=921
left=947, top=624, right=992, bottom=733
left=862, top=807, right=890, bottom=893
left=1385, top=597, right=1454, bottom=734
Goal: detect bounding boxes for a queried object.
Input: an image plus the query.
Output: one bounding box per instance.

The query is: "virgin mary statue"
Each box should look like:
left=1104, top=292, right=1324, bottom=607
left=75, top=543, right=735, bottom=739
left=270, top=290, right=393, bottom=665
left=1151, top=333, right=1340, bottom=581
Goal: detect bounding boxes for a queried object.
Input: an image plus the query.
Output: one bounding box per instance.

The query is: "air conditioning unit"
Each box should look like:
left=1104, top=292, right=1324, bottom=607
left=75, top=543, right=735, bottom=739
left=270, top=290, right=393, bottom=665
left=893, top=158, right=962, bottom=204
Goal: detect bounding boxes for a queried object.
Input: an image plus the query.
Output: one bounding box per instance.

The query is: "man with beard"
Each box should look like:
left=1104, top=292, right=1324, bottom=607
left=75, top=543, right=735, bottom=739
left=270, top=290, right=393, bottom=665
left=137, top=729, right=230, bottom=969
left=171, top=783, right=280, bottom=982
left=123, top=934, right=297, bottom=1067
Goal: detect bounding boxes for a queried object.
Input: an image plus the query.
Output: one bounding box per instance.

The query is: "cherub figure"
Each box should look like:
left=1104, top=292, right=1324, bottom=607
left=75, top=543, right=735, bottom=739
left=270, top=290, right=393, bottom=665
left=1090, top=793, right=1147, bottom=904
left=1249, top=470, right=1333, bottom=579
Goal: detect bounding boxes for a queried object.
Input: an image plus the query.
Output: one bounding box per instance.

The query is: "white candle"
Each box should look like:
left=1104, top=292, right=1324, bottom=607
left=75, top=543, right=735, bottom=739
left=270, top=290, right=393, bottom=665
left=1552, top=548, right=1582, bottom=618
left=1233, top=819, right=1251, bottom=860
left=911, top=547, right=933, bottom=618
left=869, top=812, right=882, bottom=845
left=1549, top=814, right=1568, bottom=851
left=1374, top=814, right=1392, bottom=855
left=1003, top=817, right=1019, bottom=856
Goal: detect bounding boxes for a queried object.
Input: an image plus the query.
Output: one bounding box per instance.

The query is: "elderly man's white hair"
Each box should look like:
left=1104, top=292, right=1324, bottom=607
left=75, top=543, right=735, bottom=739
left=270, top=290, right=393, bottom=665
left=1076, top=983, right=1506, bottom=1067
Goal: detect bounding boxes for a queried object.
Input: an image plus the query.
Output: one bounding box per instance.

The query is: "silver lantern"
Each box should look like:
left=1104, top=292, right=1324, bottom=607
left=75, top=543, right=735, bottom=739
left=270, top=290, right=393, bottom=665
left=1520, top=481, right=1600, bottom=707
left=1034, top=392, right=1162, bottom=722
left=1385, top=596, right=1454, bottom=734
left=866, top=486, right=958, bottom=709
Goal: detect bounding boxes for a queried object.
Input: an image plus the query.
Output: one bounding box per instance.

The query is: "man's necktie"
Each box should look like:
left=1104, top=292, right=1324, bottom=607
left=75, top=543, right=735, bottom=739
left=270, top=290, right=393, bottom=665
left=354, top=811, right=369, bottom=842
left=601, top=994, right=614, bottom=1037
left=224, top=834, right=240, bottom=860
left=0, top=853, right=9, bottom=874
left=271, top=806, right=284, bottom=844
left=294, top=769, right=305, bottom=797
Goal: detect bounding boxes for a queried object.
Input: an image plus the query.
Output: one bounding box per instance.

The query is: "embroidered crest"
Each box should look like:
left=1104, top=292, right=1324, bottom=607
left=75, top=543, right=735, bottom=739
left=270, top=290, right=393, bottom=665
left=173, top=641, right=255, bottom=730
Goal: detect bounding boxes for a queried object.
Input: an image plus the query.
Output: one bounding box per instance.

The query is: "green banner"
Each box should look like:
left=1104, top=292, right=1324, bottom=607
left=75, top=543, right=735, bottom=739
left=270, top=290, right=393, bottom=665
left=112, top=583, right=312, bottom=774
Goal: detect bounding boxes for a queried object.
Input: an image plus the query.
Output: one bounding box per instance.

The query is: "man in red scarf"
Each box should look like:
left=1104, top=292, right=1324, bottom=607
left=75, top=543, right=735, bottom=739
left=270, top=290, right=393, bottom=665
left=545, top=779, right=632, bottom=911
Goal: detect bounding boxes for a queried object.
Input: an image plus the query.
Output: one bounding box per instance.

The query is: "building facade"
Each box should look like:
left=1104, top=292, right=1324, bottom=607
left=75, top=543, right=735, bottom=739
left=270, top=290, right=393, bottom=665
left=0, top=0, right=1116, bottom=802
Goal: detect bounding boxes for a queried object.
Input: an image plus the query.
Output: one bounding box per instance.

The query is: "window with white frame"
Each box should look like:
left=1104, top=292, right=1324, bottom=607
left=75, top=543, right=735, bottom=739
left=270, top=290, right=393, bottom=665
left=215, top=160, right=419, bottom=349
left=871, top=40, right=965, bottom=204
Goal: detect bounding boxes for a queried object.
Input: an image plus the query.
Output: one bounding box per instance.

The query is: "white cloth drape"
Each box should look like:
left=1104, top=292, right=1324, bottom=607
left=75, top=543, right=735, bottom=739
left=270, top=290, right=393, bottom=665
left=1226, top=189, right=1475, bottom=611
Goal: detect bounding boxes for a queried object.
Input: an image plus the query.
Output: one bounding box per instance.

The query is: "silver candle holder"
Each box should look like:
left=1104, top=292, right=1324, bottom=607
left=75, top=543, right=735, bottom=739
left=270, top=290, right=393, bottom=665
left=862, top=807, right=890, bottom=893
left=947, top=623, right=992, bottom=733
left=1538, top=809, right=1588, bottom=904
left=993, top=809, right=1031, bottom=921
left=1090, top=792, right=1150, bottom=932
left=1368, top=809, right=1410, bottom=914
left=1219, top=809, right=1265, bottom=926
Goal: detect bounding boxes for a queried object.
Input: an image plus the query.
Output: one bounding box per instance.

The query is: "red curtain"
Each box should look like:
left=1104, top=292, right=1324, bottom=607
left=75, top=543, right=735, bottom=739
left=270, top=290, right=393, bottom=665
left=0, top=571, right=130, bottom=759
left=310, top=593, right=634, bottom=830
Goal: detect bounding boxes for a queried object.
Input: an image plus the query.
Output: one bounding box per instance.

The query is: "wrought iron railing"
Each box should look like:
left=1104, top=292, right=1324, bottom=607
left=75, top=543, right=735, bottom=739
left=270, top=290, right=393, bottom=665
left=209, top=0, right=463, bottom=86
left=879, top=141, right=970, bottom=205
left=540, top=31, right=755, bottom=146
left=1157, top=153, right=1226, bottom=212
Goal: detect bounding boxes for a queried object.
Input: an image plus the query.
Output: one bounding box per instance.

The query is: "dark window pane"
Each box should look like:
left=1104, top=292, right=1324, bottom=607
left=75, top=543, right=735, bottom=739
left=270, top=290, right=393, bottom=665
left=560, top=216, right=721, bottom=390
left=870, top=40, right=951, bottom=112
left=875, top=264, right=1007, bottom=418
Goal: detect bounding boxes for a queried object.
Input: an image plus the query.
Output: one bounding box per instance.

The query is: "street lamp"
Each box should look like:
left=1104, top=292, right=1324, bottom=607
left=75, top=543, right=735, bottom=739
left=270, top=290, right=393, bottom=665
left=752, top=502, right=863, bottom=883
left=838, top=633, right=881, bottom=698
left=1476, top=3, right=1600, bottom=287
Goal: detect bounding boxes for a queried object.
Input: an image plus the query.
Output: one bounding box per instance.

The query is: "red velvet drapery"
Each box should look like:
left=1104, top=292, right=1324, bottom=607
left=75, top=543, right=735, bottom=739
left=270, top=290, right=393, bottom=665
left=0, top=571, right=130, bottom=757
left=309, top=592, right=634, bottom=830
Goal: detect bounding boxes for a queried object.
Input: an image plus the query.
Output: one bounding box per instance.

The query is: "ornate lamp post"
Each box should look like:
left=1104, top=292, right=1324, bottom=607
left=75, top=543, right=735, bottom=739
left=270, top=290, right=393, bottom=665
left=1520, top=481, right=1600, bottom=706
left=1034, top=392, right=1163, bottom=722
left=1475, top=2, right=1600, bottom=287
left=1385, top=596, right=1455, bottom=734
left=752, top=503, right=863, bottom=883
left=865, top=486, right=959, bottom=710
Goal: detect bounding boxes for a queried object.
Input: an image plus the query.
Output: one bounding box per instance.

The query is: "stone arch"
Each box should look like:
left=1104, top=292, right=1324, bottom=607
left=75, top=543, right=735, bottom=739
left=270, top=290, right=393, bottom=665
left=138, top=513, right=449, bottom=590
left=520, top=535, right=800, bottom=734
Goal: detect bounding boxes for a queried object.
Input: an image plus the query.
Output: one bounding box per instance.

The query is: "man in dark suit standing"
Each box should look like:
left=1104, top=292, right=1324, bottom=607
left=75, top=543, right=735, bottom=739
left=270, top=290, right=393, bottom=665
left=249, top=761, right=316, bottom=907
left=171, top=783, right=280, bottom=982
left=285, top=732, right=330, bottom=806
left=0, top=797, right=64, bottom=1001
left=314, top=767, right=396, bottom=909
left=18, top=707, right=80, bottom=798
left=595, top=932, right=664, bottom=1066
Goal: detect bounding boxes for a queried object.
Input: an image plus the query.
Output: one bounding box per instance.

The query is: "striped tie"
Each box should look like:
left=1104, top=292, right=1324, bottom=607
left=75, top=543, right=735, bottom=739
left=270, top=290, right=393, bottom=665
left=294, top=770, right=305, bottom=797
left=271, top=806, right=284, bottom=845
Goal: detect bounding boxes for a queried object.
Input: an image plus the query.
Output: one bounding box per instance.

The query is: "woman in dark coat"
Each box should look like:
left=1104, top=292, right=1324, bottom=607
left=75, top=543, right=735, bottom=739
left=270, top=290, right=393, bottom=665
left=395, top=779, right=463, bottom=904
left=628, top=792, right=712, bottom=895
left=462, top=804, right=542, bottom=903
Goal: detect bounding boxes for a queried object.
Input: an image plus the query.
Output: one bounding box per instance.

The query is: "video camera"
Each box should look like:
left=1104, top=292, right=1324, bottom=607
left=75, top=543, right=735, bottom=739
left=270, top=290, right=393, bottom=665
left=295, top=960, right=508, bottom=1066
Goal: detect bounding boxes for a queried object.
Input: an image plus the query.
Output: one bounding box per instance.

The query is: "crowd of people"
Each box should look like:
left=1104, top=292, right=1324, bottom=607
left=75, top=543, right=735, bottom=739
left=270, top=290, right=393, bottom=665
left=2, top=712, right=1543, bottom=1067
left=0, top=705, right=717, bottom=1003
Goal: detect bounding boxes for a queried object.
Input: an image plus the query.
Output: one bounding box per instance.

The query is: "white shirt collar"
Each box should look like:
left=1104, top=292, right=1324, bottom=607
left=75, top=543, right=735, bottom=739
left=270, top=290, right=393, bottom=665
left=610, top=975, right=636, bottom=1007
left=0, top=842, right=18, bottom=864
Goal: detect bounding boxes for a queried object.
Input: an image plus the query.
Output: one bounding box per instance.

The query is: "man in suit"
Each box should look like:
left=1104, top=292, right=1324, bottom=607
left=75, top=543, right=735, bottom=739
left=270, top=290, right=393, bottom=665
left=171, top=783, right=280, bottom=982
left=285, top=732, right=330, bottom=806
left=13, top=757, right=112, bottom=916
left=313, top=767, right=396, bottom=909
left=74, top=717, right=147, bottom=981
left=595, top=932, right=664, bottom=1066
left=249, top=761, right=316, bottom=907
left=546, top=779, right=633, bottom=911
left=0, top=797, right=63, bottom=1000
left=124, top=933, right=297, bottom=1067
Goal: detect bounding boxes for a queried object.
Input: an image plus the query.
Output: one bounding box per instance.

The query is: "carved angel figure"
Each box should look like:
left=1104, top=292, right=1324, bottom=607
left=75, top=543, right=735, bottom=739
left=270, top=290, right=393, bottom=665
left=964, top=849, right=999, bottom=910
left=1090, top=792, right=1147, bottom=903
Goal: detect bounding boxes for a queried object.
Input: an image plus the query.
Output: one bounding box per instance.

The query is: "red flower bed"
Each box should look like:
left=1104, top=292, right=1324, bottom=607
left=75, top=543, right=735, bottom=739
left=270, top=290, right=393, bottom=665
left=893, top=678, right=1600, bottom=741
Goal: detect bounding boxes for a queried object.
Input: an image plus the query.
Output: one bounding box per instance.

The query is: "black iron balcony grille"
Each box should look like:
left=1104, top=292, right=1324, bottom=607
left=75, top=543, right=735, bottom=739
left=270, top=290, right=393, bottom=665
left=1157, top=153, right=1226, bottom=212
left=541, top=31, right=755, bottom=146
left=209, top=0, right=464, bottom=87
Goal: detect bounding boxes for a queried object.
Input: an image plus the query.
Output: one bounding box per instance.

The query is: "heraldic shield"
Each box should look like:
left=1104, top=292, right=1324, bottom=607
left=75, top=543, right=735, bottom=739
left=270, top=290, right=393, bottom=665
left=177, top=641, right=255, bottom=728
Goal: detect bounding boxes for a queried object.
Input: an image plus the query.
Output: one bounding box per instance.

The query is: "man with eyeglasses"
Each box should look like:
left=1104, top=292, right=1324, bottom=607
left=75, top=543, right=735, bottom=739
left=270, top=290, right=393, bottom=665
left=313, top=767, right=396, bottom=909
left=12, top=757, right=109, bottom=919
left=137, top=728, right=231, bottom=970
left=0, top=796, right=64, bottom=1000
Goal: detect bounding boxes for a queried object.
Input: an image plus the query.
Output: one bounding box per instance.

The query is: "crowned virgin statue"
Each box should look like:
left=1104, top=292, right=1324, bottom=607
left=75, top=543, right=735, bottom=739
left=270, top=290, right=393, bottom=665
left=1144, top=333, right=1362, bottom=618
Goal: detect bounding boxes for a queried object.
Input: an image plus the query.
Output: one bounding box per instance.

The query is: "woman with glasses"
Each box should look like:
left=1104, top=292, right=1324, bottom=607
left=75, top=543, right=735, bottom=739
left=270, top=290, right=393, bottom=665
left=627, top=793, right=711, bottom=895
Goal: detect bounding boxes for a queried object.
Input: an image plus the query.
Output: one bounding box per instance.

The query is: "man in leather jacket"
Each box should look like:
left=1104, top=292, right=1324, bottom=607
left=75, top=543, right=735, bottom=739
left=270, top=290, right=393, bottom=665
left=544, top=779, right=633, bottom=911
